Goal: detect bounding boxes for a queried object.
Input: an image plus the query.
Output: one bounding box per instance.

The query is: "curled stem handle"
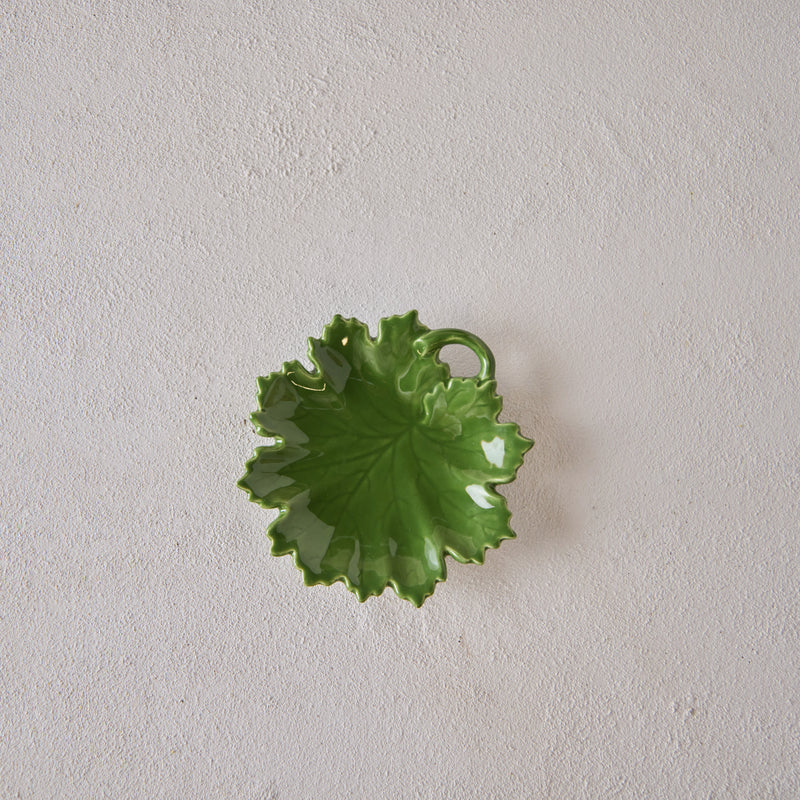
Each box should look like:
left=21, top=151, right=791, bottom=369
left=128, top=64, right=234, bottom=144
left=413, top=328, right=496, bottom=383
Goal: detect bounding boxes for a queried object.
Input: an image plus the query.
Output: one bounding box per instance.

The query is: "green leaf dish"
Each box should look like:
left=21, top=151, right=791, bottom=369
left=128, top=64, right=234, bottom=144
left=238, top=311, right=533, bottom=606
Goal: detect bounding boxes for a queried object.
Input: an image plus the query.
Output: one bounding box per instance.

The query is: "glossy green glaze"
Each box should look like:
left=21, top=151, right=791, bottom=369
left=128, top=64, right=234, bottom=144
left=238, top=311, right=533, bottom=606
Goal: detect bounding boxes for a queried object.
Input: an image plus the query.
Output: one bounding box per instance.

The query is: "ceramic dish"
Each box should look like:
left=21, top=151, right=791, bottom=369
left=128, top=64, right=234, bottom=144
left=238, top=311, right=533, bottom=606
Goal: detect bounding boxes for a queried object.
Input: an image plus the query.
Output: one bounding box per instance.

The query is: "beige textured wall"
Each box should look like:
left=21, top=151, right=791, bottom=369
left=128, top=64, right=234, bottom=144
left=2, top=1, right=798, bottom=797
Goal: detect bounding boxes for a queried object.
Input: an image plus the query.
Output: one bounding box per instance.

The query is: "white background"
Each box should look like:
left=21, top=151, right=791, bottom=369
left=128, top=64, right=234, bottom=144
left=2, top=2, right=799, bottom=797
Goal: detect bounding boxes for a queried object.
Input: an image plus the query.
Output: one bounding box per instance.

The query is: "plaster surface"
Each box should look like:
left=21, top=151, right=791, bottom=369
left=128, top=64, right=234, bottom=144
left=1, top=2, right=799, bottom=797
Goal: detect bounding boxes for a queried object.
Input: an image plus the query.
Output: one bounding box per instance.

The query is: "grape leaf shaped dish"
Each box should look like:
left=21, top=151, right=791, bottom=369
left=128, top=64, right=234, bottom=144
left=238, top=311, right=533, bottom=606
